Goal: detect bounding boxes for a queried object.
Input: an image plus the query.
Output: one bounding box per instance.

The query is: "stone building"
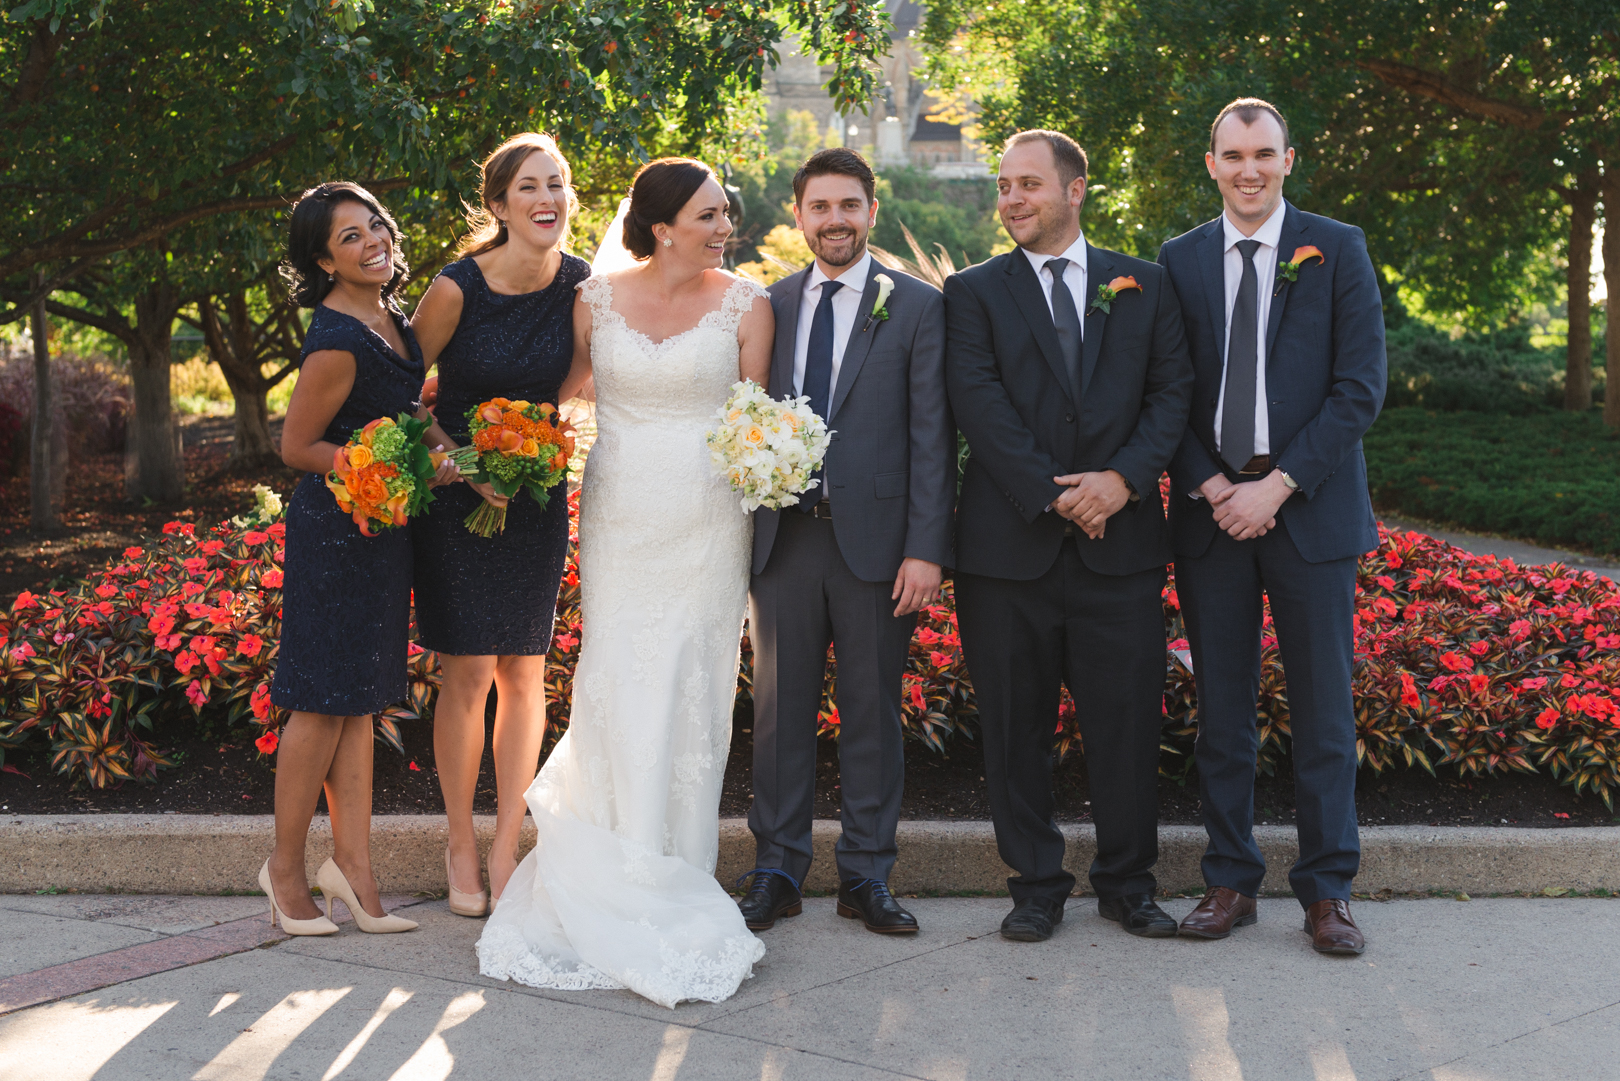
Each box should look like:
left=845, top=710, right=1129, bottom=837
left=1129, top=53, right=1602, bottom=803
left=762, top=0, right=987, bottom=176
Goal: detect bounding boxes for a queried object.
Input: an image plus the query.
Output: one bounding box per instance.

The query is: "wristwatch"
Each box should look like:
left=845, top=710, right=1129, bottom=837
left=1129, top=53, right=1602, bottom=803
left=1278, top=469, right=1300, bottom=492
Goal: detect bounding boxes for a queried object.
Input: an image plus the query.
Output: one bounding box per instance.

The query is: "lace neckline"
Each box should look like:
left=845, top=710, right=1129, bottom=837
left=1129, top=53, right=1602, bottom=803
left=592, top=274, right=757, bottom=349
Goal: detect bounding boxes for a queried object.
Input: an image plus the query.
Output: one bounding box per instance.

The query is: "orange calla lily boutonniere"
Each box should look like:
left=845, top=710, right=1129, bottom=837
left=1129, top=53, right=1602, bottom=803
left=1275, top=245, right=1324, bottom=294
left=1087, top=275, right=1141, bottom=316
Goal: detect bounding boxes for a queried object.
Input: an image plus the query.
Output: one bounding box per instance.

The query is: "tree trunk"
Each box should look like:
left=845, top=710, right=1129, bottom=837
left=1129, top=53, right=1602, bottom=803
left=1603, top=165, right=1620, bottom=430
left=124, top=283, right=184, bottom=502
left=28, top=272, right=64, bottom=534
left=1565, top=176, right=1597, bottom=411
left=198, top=291, right=278, bottom=464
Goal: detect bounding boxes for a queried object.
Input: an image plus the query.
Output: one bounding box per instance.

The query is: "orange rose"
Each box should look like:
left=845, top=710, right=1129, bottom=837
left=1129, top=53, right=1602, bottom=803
left=520, top=437, right=540, bottom=457
left=744, top=425, right=766, bottom=446
left=348, top=443, right=374, bottom=469
left=353, top=467, right=390, bottom=507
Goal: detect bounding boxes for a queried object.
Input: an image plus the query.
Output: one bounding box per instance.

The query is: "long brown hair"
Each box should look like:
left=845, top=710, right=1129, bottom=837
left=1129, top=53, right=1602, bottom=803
left=456, top=132, right=578, bottom=258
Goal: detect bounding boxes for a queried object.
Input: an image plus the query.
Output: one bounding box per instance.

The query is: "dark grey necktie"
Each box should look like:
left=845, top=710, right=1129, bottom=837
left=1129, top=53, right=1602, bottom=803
left=1045, top=257, right=1083, bottom=401
left=1220, top=239, right=1262, bottom=473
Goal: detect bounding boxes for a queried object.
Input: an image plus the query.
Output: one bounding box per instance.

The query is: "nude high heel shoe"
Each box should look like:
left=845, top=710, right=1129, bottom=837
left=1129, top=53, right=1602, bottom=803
left=260, top=859, right=339, bottom=936
left=445, top=847, right=489, bottom=918
left=316, top=859, right=418, bottom=933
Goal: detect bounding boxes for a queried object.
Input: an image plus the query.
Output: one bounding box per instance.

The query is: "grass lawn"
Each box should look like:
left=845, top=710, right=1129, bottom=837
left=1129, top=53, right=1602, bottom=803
left=1363, top=406, right=1620, bottom=557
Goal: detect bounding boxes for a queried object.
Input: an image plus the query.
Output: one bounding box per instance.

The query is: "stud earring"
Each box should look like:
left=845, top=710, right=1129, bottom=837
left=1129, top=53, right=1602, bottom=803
left=662, top=237, right=672, bottom=247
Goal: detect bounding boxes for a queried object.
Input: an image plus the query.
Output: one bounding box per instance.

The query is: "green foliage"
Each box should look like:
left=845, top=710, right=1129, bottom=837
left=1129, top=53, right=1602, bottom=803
left=919, top=0, right=1617, bottom=326
left=870, top=167, right=1006, bottom=268
left=1365, top=407, right=1620, bottom=555
left=1383, top=322, right=1581, bottom=415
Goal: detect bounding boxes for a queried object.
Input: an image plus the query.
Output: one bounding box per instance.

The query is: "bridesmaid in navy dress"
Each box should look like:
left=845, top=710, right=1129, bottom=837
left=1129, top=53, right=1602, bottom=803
left=265, top=183, right=456, bottom=935
left=413, top=132, right=589, bottom=912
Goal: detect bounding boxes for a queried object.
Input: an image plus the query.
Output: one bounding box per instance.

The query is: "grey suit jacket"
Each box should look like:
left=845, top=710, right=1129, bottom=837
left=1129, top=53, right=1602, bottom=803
left=751, top=263, right=956, bottom=582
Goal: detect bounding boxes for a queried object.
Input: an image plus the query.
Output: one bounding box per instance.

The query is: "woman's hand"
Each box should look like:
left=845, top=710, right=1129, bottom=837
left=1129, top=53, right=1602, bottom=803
left=468, top=479, right=509, bottom=508
left=426, top=448, right=461, bottom=489
left=419, top=375, right=439, bottom=416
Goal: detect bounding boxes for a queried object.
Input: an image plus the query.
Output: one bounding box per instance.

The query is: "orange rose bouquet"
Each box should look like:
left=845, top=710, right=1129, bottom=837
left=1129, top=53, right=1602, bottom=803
left=325, top=415, right=445, bottom=536
left=445, top=397, right=576, bottom=537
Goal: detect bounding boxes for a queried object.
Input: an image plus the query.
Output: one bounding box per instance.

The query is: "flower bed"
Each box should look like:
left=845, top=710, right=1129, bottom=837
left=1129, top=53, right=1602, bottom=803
left=4, top=486, right=1618, bottom=806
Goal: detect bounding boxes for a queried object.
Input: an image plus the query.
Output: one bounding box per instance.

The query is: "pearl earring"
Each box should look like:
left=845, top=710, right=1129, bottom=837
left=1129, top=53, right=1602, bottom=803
left=662, top=237, right=672, bottom=247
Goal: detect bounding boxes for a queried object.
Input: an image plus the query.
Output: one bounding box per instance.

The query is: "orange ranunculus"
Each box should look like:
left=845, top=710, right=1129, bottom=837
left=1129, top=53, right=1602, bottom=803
left=480, top=404, right=504, bottom=424
left=497, top=428, right=525, bottom=454
left=1107, top=275, right=1141, bottom=294
left=520, top=437, right=540, bottom=457
left=353, top=467, right=391, bottom=507
left=1290, top=245, right=1324, bottom=266
left=348, top=443, right=374, bottom=469
left=550, top=452, right=567, bottom=469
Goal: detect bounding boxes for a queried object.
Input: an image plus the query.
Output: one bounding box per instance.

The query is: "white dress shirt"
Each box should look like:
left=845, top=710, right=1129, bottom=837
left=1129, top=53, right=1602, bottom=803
left=792, top=251, right=873, bottom=396
left=1213, top=203, right=1284, bottom=457
left=1020, top=233, right=1088, bottom=337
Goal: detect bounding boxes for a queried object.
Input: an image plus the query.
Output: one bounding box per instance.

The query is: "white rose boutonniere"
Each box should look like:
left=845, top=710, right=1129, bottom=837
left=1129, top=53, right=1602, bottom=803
left=863, top=273, right=895, bottom=332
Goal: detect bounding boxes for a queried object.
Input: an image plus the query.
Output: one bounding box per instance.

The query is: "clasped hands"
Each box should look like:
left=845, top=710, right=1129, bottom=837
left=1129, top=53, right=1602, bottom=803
left=1199, top=470, right=1290, bottom=541
left=1051, top=470, right=1130, bottom=539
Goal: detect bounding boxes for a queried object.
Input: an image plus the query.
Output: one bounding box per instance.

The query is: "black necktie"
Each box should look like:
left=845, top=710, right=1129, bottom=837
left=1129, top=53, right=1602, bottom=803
left=800, top=279, right=843, bottom=511
left=1045, top=257, right=1082, bottom=402
left=1221, top=239, right=1262, bottom=473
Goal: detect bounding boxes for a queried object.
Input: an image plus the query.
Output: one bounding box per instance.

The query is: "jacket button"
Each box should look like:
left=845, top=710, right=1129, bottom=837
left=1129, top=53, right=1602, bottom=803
left=1065, top=412, right=1075, bottom=423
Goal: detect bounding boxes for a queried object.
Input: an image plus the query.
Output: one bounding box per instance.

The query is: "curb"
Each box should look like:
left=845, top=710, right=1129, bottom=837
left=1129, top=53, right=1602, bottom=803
left=3, top=815, right=1618, bottom=897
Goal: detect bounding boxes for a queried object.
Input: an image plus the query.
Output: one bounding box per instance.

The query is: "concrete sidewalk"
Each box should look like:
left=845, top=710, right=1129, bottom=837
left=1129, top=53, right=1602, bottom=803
left=2, top=892, right=1617, bottom=1080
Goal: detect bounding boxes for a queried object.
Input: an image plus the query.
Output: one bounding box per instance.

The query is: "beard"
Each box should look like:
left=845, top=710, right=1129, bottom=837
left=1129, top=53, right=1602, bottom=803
left=807, top=225, right=866, bottom=268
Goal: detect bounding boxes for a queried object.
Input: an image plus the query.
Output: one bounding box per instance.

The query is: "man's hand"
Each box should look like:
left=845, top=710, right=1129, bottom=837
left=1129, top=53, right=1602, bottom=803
left=1209, top=470, right=1290, bottom=540
left=1198, top=473, right=1236, bottom=503
left=891, top=558, right=943, bottom=617
left=1053, top=470, right=1131, bottom=540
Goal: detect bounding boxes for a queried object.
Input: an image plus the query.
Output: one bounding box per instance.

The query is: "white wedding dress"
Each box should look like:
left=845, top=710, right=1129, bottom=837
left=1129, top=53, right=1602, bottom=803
left=476, top=272, right=767, bottom=1008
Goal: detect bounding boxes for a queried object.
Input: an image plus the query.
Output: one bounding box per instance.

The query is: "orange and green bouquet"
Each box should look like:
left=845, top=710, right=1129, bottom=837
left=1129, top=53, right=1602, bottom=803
left=445, top=397, right=576, bottom=537
left=325, top=414, right=445, bottom=536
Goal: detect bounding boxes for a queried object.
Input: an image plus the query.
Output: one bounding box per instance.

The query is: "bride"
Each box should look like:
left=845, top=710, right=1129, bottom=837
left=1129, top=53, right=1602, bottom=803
left=475, top=158, right=773, bottom=1008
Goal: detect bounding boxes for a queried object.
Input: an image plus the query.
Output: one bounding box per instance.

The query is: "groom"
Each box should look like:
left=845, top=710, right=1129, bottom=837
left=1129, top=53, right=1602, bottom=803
left=739, top=147, right=956, bottom=935
left=945, top=130, right=1193, bottom=942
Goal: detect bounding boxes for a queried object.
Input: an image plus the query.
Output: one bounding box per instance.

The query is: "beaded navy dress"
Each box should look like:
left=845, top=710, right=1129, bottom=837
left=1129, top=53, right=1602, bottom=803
left=412, top=253, right=589, bottom=655
left=270, top=304, right=425, bottom=715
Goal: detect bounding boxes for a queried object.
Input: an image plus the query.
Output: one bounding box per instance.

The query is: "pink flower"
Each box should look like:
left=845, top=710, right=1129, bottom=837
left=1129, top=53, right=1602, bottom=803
left=185, top=680, right=208, bottom=708
left=1521, top=677, right=1548, bottom=691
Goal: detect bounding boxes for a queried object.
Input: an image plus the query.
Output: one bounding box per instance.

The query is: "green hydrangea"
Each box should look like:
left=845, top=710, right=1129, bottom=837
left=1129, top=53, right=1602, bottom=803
left=368, top=423, right=409, bottom=460
left=485, top=451, right=526, bottom=484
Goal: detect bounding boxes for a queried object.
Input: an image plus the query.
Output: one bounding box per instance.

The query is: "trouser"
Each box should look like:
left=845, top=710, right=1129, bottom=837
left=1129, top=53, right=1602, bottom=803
left=1176, top=523, right=1361, bottom=907
left=955, top=536, right=1167, bottom=903
left=747, top=512, right=915, bottom=884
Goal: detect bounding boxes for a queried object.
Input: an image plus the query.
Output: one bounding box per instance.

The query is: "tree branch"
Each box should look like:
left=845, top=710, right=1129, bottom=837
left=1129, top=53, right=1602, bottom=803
left=0, top=256, right=98, bottom=326
left=1357, top=59, right=1548, bottom=130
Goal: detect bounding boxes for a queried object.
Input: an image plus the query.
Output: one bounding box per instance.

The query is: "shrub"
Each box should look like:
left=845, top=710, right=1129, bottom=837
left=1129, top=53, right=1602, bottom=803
left=5, top=486, right=1618, bottom=806
left=0, top=351, right=130, bottom=457
left=1364, top=407, right=1620, bottom=556
left=1382, top=322, right=1583, bottom=415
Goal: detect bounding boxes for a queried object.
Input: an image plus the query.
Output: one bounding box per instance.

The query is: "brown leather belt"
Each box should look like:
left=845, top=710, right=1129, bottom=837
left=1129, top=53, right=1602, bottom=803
left=1237, top=454, right=1271, bottom=476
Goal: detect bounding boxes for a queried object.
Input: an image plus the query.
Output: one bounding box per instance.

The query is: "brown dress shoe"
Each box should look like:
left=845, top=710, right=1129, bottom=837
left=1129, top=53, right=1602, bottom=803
left=1179, top=887, right=1257, bottom=939
left=1304, top=899, right=1365, bottom=955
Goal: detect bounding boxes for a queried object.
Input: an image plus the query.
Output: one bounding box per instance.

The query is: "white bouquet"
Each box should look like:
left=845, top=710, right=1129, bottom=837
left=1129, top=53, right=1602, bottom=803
left=706, top=380, right=832, bottom=512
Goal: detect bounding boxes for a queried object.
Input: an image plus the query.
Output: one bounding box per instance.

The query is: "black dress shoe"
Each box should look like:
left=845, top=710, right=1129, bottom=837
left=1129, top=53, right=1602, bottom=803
left=837, top=878, right=919, bottom=934
left=735, top=869, right=802, bottom=931
left=1097, top=893, right=1178, bottom=938
left=1000, top=897, right=1065, bottom=942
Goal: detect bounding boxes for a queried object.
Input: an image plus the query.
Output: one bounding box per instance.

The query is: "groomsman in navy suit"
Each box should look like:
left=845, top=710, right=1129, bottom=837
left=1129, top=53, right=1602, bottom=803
left=1156, top=98, right=1386, bottom=954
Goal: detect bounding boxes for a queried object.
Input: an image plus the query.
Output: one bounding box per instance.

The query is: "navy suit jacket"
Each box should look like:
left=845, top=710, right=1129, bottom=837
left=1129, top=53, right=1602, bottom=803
left=1156, top=202, right=1386, bottom=564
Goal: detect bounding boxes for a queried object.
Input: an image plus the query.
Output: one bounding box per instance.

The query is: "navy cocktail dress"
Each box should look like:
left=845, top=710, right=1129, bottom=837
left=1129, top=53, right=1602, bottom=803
left=411, top=253, right=589, bottom=656
left=270, top=305, right=425, bottom=716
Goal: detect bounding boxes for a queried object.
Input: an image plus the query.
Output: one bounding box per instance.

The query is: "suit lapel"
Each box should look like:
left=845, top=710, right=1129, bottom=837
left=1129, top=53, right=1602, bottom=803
left=1196, top=219, right=1227, bottom=363
left=1266, top=201, right=1306, bottom=365
left=1002, top=253, right=1074, bottom=405
left=1079, top=244, right=1114, bottom=397
left=768, top=269, right=807, bottom=398
left=828, top=269, right=883, bottom=422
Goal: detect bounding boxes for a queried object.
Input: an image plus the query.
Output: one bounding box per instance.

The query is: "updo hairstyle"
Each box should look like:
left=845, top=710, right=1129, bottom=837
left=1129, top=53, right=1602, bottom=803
left=283, top=182, right=409, bottom=309
left=457, top=131, right=578, bottom=258
left=623, top=158, right=720, bottom=259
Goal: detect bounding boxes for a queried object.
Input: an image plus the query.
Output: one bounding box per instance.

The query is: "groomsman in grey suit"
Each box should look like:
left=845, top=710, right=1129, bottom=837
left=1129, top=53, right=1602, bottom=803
left=739, top=148, right=956, bottom=935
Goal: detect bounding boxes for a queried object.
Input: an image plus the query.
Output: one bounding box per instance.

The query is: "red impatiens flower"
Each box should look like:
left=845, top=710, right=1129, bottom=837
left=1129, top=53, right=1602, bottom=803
left=13, top=590, right=38, bottom=611
left=238, top=634, right=264, bottom=658
left=244, top=531, right=269, bottom=545
left=260, top=569, right=284, bottom=589
left=1438, top=652, right=1473, bottom=672
left=255, top=729, right=279, bottom=755
left=185, top=680, right=208, bottom=708
left=174, top=650, right=199, bottom=675
left=183, top=557, right=208, bottom=575
left=1535, top=708, right=1559, bottom=729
